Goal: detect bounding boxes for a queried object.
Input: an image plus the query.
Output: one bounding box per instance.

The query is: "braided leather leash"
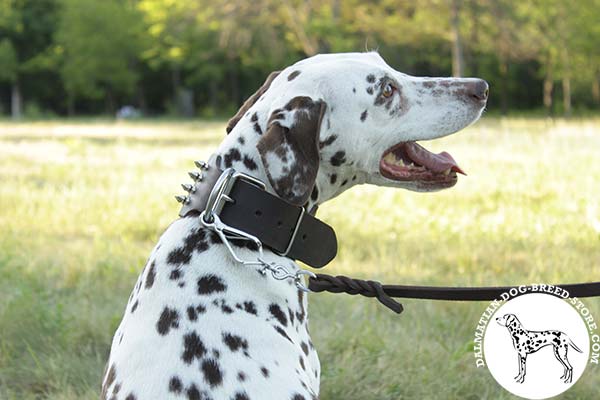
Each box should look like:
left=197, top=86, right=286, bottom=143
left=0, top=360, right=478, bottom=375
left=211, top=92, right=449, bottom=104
left=308, top=274, right=600, bottom=314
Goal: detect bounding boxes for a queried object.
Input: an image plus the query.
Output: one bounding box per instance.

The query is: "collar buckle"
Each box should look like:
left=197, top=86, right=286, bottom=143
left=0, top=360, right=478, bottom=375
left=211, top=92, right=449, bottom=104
left=275, top=207, right=305, bottom=257
left=201, top=168, right=266, bottom=225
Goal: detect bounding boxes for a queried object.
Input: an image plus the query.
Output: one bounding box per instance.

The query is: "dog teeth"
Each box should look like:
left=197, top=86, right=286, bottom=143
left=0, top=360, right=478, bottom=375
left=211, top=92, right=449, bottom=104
left=384, top=153, right=407, bottom=167
left=443, top=169, right=451, bottom=176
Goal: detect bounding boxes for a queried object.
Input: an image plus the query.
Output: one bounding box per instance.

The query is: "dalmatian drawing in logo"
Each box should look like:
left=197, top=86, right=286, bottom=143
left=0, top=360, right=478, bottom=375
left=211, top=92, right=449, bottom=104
left=495, top=313, right=583, bottom=384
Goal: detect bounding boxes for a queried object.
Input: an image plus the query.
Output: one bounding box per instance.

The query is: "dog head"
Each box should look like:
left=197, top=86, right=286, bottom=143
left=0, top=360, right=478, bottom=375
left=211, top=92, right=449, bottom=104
left=496, top=313, right=520, bottom=328
left=225, top=52, right=488, bottom=207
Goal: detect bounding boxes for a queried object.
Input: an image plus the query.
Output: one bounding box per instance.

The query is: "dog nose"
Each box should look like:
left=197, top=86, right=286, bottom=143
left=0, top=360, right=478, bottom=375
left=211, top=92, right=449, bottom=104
left=467, top=79, right=489, bottom=102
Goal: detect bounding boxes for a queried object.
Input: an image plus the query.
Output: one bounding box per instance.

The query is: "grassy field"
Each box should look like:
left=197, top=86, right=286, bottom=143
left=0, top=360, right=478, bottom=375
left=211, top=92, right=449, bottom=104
left=1, top=117, right=599, bottom=399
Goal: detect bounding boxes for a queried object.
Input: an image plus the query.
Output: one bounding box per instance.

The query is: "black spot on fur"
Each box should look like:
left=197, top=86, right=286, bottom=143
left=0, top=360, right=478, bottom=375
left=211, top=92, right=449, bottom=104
left=296, top=290, right=306, bottom=323
left=269, top=304, right=288, bottom=326
left=352, top=87, right=356, bottom=93
left=201, top=358, right=223, bottom=387
left=187, top=306, right=198, bottom=321
left=250, top=113, right=262, bottom=134
left=232, top=392, right=250, bottom=400
left=208, top=230, right=220, bottom=244
left=274, top=325, right=293, bottom=343
left=145, top=261, right=156, bottom=288
left=182, top=332, right=207, bottom=364
left=167, top=247, right=191, bottom=265
left=131, top=300, right=138, bottom=313
left=330, top=151, right=346, bottom=166
left=366, top=74, right=376, bottom=83
left=261, top=366, right=269, bottom=377
left=223, top=333, right=249, bottom=352
left=186, top=384, right=201, bottom=400
left=341, top=179, right=348, bottom=186
left=224, top=148, right=242, bottom=168
left=299, top=355, right=305, bottom=370
left=352, top=175, right=357, bottom=181
left=288, top=308, right=295, bottom=325
left=329, top=174, right=337, bottom=184
left=222, top=303, right=234, bottom=313
left=288, top=70, right=301, bottom=81
left=318, top=135, right=337, bottom=149
left=310, top=186, right=318, bottom=201
left=360, top=110, right=368, bottom=122
left=198, top=275, right=227, bottom=295
left=292, top=394, right=306, bottom=400
left=125, top=394, right=136, bottom=400
left=237, top=371, right=246, bottom=381
left=243, top=301, right=257, bottom=315
left=167, top=228, right=210, bottom=266
left=243, top=155, right=258, bottom=170
left=301, top=341, right=309, bottom=355
left=169, top=376, right=183, bottom=393
left=157, top=307, right=179, bottom=335
left=170, top=269, right=182, bottom=280
left=237, top=136, right=245, bottom=145
left=367, top=87, right=374, bottom=95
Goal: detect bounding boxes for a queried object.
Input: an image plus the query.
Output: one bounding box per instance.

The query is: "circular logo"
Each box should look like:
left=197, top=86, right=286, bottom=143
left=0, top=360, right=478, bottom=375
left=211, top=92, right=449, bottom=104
left=483, top=293, right=590, bottom=399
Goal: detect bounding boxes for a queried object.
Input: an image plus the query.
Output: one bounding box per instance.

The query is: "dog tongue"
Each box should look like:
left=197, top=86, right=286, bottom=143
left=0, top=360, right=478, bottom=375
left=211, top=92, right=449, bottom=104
left=404, top=142, right=466, bottom=175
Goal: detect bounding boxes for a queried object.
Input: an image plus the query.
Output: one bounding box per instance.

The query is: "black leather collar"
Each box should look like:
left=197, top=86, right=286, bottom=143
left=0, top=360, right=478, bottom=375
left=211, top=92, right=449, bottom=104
left=177, top=156, right=337, bottom=268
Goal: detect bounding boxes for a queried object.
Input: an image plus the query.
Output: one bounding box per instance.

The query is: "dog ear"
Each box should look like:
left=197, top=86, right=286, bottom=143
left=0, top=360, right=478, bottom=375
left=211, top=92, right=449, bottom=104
left=257, top=96, right=327, bottom=206
left=226, top=71, right=281, bottom=134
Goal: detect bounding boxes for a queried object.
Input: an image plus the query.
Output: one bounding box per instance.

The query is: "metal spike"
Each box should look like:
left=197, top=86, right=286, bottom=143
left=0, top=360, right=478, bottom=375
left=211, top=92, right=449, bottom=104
left=222, top=195, right=234, bottom=203
left=188, top=171, right=202, bottom=181
left=175, top=195, right=188, bottom=204
left=181, top=183, right=195, bottom=193
left=194, top=160, right=209, bottom=170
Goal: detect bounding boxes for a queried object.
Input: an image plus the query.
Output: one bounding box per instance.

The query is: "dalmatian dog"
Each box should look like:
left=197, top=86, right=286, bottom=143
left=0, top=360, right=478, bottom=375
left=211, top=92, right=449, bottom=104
left=496, top=313, right=583, bottom=384
left=102, top=52, right=488, bottom=400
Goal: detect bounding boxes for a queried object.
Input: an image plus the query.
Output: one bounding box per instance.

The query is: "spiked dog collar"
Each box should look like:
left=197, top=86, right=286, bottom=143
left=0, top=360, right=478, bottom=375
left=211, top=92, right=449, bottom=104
left=176, top=156, right=337, bottom=269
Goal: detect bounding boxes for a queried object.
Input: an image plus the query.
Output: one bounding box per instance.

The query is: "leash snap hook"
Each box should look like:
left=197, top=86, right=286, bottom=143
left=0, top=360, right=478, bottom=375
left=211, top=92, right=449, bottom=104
left=295, top=269, right=316, bottom=293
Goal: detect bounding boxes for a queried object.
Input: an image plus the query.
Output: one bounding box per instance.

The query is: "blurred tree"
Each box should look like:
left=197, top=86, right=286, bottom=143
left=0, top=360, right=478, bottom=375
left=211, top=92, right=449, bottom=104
left=1, top=0, right=599, bottom=117
left=55, top=0, right=143, bottom=114
left=0, top=0, right=58, bottom=119
left=517, top=0, right=600, bottom=116
left=449, top=0, right=464, bottom=77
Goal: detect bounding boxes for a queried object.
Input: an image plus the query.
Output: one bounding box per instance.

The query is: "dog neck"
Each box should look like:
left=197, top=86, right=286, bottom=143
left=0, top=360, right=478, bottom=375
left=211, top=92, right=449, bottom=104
left=213, top=122, right=366, bottom=213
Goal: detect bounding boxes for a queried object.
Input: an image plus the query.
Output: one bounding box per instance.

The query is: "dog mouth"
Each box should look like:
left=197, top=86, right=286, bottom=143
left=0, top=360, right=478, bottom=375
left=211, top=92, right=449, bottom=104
left=379, top=142, right=465, bottom=189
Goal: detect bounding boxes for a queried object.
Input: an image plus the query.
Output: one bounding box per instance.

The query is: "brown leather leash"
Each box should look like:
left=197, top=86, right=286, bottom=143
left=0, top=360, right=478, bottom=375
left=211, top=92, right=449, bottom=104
left=308, top=275, right=600, bottom=314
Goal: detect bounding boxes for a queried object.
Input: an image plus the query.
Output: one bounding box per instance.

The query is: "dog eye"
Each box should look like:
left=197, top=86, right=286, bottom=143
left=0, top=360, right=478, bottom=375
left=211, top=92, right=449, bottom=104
left=382, top=83, right=395, bottom=98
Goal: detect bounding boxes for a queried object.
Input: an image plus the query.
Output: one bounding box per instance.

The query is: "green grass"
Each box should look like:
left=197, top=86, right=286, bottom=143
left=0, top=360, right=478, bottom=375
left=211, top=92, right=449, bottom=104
left=1, top=117, right=599, bottom=399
